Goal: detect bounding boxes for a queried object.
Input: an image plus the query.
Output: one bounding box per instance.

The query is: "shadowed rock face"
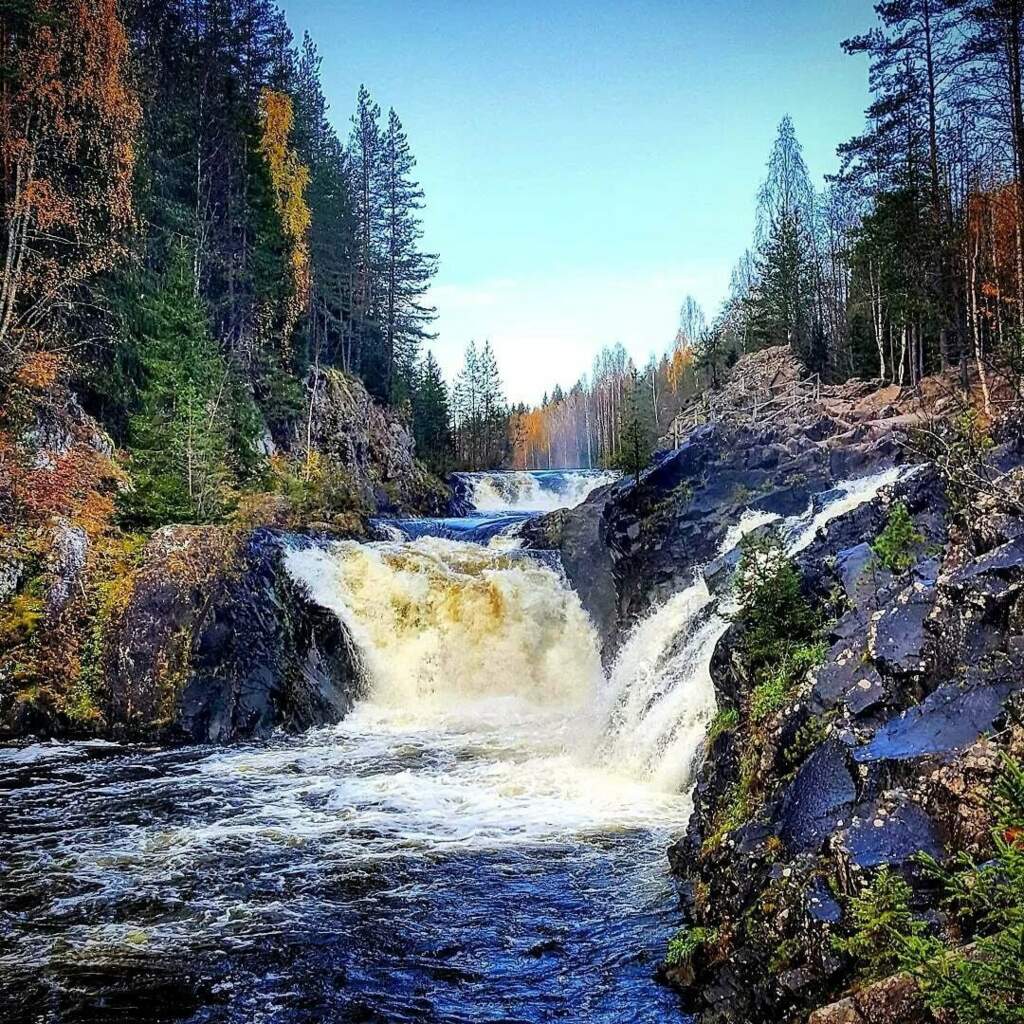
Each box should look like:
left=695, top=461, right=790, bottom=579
left=104, top=527, right=361, bottom=743
left=778, top=741, right=857, bottom=854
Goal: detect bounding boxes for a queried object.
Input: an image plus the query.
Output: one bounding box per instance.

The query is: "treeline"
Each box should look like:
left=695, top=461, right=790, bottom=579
left=516, top=0, right=1024, bottom=470
left=511, top=309, right=705, bottom=471
left=715, top=0, right=1024, bottom=399
left=1, top=0, right=444, bottom=524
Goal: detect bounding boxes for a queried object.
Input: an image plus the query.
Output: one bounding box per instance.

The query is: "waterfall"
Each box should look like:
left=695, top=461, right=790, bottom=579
left=285, top=538, right=605, bottom=729
left=287, top=465, right=904, bottom=795
left=457, top=469, right=619, bottom=513
left=595, top=465, right=905, bottom=790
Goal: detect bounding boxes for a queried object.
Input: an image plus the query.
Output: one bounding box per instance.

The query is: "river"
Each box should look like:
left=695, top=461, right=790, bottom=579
left=0, top=466, right=900, bottom=1023
left=0, top=471, right=699, bottom=1024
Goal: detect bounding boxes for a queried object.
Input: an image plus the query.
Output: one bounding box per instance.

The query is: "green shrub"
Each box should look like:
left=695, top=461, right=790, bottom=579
left=838, top=757, right=1024, bottom=1024
left=706, top=706, right=739, bottom=743
left=733, top=530, right=818, bottom=675
left=833, top=867, right=924, bottom=979
left=666, top=926, right=718, bottom=967
left=872, top=502, right=924, bottom=573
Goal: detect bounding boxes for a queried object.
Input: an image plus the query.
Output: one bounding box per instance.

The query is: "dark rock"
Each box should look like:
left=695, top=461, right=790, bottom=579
left=869, top=583, right=936, bottom=676
left=104, top=527, right=361, bottom=743
left=295, top=368, right=450, bottom=515
left=840, top=796, right=943, bottom=869
left=947, top=533, right=1024, bottom=599
left=805, top=878, right=843, bottom=925
left=778, top=741, right=857, bottom=854
left=854, top=681, right=1018, bottom=763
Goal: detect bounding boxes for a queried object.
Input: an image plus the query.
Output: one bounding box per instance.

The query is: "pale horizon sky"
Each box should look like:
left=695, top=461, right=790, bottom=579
left=280, top=0, right=874, bottom=404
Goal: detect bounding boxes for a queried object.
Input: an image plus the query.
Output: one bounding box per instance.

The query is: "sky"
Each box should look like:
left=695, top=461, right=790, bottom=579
left=280, top=0, right=874, bottom=404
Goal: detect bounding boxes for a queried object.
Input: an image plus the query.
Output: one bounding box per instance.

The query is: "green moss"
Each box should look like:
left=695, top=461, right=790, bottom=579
left=748, top=642, right=826, bottom=723
left=782, top=712, right=833, bottom=769
left=768, top=936, right=803, bottom=973
left=702, top=750, right=758, bottom=855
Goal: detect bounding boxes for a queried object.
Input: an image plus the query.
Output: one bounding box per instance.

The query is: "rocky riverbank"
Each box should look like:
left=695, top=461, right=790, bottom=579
left=529, top=346, right=1024, bottom=1024
left=0, top=364, right=445, bottom=739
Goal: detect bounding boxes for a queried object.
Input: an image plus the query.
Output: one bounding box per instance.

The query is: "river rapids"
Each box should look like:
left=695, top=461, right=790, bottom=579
left=0, top=467, right=900, bottom=1023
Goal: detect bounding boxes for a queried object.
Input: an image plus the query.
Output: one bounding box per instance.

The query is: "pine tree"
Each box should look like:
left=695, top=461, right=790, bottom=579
left=382, top=108, right=438, bottom=405
left=121, top=249, right=258, bottom=526
left=291, top=34, right=357, bottom=373
left=348, top=84, right=386, bottom=390
left=615, top=365, right=657, bottom=483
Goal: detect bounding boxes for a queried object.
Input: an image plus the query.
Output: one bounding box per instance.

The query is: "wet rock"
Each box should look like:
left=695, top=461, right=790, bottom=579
left=105, top=527, right=361, bottom=743
left=854, top=682, right=1018, bottom=763
left=836, top=543, right=885, bottom=606
left=778, top=741, right=857, bottom=854
left=840, top=796, right=943, bottom=870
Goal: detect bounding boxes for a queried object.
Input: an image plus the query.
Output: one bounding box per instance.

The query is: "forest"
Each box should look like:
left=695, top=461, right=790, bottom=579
left=1, top=0, right=453, bottom=527
left=9, top=1, right=1024, bottom=490
left=514, top=0, right=1024, bottom=471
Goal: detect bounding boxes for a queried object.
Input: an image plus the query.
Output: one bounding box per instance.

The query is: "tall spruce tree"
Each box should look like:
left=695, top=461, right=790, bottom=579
left=382, top=108, right=438, bottom=405
left=120, top=249, right=259, bottom=526
left=412, top=351, right=453, bottom=474
left=748, top=117, right=820, bottom=369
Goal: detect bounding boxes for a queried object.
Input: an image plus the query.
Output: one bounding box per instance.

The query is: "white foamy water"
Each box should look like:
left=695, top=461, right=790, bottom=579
left=459, top=469, right=619, bottom=513
left=284, top=537, right=686, bottom=839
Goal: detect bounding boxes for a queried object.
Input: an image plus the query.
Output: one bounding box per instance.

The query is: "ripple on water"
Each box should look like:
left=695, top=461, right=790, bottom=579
left=1, top=724, right=692, bottom=1024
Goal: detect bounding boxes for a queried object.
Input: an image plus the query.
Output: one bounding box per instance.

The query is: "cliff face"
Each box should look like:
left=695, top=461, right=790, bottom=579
left=530, top=347, right=1024, bottom=1024
left=101, top=527, right=362, bottom=743
left=294, top=368, right=450, bottom=517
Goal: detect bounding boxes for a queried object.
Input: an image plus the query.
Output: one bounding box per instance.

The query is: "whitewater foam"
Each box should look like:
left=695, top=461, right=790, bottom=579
left=459, top=470, right=619, bottom=513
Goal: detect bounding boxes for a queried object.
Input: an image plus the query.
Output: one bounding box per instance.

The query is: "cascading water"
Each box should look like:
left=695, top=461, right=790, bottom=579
left=456, top=469, right=619, bottom=513
left=0, top=465, right=903, bottom=1024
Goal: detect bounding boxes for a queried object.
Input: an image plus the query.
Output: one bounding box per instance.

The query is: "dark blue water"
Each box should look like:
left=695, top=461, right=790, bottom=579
left=0, top=735, right=690, bottom=1024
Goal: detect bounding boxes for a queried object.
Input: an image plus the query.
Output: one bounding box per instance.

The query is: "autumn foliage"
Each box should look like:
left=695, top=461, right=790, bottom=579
left=0, top=0, right=140, bottom=363
left=259, top=87, right=312, bottom=349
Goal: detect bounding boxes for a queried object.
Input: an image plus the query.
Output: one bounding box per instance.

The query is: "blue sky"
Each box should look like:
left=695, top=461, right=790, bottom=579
left=281, top=0, right=873, bottom=403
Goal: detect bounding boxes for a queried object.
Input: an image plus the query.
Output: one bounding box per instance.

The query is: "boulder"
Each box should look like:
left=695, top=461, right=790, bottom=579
left=104, top=526, right=361, bottom=743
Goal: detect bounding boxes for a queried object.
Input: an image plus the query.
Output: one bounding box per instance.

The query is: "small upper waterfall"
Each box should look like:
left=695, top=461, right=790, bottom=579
left=456, top=469, right=619, bottom=513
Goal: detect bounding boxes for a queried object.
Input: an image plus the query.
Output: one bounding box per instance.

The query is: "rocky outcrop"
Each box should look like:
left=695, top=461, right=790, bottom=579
left=103, top=526, right=362, bottom=743
left=532, top=348, right=1024, bottom=1023
left=295, top=368, right=449, bottom=515
left=660, top=451, right=1024, bottom=1023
